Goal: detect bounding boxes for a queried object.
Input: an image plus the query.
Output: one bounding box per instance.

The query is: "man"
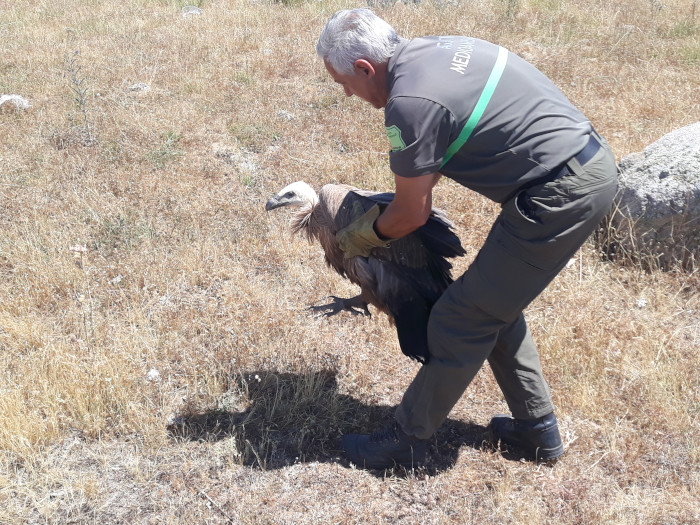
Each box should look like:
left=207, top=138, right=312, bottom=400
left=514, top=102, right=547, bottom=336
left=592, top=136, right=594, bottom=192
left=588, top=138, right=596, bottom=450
left=317, top=8, right=618, bottom=469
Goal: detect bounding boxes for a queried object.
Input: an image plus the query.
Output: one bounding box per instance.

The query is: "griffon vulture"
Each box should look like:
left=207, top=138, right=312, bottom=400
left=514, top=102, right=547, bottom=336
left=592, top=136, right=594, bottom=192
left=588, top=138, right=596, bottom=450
left=265, top=181, right=465, bottom=363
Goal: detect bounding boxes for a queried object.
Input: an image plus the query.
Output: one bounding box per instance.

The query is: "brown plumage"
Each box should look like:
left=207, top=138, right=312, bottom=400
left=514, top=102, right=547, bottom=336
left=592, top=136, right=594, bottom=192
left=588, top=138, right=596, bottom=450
left=265, top=181, right=465, bottom=363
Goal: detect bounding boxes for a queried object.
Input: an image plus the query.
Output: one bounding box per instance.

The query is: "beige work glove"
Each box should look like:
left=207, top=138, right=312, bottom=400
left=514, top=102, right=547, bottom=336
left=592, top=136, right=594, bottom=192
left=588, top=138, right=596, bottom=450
left=336, top=203, right=391, bottom=259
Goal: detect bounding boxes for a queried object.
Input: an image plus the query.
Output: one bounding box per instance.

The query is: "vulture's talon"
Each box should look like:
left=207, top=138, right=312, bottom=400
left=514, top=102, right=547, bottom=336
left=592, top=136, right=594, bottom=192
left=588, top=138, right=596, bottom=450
left=308, top=295, right=371, bottom=318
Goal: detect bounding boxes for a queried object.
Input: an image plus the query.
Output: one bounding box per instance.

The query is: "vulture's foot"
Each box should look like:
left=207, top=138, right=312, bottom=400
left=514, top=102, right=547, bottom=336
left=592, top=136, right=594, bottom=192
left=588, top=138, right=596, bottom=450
left=308, top=295, right=371, bottom=318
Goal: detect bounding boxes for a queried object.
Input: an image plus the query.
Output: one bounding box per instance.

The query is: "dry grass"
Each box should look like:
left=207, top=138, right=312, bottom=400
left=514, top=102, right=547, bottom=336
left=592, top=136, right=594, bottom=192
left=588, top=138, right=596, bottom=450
left=0, top=0, right=698, bottom=523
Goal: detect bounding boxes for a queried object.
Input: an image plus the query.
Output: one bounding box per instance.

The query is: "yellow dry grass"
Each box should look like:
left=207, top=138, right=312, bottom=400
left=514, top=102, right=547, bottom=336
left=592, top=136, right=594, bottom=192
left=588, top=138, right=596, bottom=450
left=1, top=0, right=698, bottom=523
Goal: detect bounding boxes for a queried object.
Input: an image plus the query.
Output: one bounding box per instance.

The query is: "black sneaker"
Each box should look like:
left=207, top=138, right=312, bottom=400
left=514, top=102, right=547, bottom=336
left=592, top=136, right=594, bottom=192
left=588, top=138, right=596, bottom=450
left=489, top=412, right=565, bottom=461
left=342, top=422, right=427, bottom=469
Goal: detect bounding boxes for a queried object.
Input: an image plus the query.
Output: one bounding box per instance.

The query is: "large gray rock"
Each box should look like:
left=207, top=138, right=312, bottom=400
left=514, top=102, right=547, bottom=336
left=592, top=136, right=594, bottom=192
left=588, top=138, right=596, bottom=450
left=604, top=122, right=700, bottom=270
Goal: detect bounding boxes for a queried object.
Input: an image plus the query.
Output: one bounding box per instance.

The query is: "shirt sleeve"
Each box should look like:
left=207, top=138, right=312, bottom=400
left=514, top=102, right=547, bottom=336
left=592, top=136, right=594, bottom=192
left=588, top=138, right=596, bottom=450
left=385, top=96, right=459, bottom=178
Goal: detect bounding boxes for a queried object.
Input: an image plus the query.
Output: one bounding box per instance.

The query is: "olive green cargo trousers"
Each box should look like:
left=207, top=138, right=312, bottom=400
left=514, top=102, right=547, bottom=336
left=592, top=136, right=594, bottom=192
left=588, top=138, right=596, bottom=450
left=395, top=136, right=618, bottom=440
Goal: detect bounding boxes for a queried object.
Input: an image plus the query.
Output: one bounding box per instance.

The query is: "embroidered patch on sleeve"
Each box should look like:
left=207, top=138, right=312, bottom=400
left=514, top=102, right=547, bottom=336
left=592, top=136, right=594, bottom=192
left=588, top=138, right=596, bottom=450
left=385, top=125, right=406, bottom=152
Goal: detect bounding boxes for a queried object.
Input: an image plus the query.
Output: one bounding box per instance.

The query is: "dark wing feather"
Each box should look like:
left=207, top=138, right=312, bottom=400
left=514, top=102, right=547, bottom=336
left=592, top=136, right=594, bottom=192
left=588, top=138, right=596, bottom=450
left=351, top=188, right=465, bottom=299
left=319, top=185, right=465, bottom=363
left=354, top=189, right=465, bottom=259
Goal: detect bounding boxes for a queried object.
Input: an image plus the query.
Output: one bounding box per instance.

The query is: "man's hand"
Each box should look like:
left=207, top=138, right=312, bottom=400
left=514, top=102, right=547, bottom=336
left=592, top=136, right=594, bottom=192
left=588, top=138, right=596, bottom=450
left=336, top=203, right=390, bottom=259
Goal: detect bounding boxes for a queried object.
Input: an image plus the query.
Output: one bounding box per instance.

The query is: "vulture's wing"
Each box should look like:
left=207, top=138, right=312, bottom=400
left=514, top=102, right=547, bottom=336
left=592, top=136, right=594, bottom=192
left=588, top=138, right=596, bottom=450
left=318, top=184, right=465, bottom=363
left=354, top=189, right=465, bottom=258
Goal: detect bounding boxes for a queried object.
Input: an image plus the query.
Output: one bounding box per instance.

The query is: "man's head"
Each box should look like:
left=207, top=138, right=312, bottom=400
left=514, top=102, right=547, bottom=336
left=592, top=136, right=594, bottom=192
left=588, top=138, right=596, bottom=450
left=317, top=8, right=399, bottom=108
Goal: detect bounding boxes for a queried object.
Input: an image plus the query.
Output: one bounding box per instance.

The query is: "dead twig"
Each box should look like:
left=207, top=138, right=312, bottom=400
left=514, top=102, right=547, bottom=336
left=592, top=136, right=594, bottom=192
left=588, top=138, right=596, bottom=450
left=197, top=487, right=235, bottom=524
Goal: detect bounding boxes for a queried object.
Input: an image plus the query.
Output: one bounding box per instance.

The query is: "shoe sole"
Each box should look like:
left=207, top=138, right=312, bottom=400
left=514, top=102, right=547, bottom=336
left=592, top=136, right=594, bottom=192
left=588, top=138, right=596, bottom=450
left=342, top=435, right=426, bottom=469
left=488, top=427, right=565, bottom=462
left=531, top=444, right=565, bottom=461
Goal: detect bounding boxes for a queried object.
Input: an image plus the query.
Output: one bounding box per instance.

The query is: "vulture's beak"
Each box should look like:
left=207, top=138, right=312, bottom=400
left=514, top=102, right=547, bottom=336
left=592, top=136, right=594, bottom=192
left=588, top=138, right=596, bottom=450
left=265, top=196, right=282, bottom=211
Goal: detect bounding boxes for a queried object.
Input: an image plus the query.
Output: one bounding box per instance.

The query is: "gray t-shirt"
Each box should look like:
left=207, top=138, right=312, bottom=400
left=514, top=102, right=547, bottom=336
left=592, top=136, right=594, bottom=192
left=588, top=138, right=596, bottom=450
left=385, top=36, right=592, bottom=203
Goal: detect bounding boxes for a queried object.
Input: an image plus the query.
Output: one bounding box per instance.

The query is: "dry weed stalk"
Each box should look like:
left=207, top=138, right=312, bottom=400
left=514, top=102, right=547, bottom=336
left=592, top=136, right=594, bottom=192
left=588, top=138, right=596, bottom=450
left=64, top=50, right=97, bottom=147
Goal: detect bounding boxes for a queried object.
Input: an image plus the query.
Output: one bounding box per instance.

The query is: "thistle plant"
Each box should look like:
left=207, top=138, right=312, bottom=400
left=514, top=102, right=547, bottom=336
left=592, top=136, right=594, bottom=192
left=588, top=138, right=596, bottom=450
left=64, top=50, right=96, bottom=146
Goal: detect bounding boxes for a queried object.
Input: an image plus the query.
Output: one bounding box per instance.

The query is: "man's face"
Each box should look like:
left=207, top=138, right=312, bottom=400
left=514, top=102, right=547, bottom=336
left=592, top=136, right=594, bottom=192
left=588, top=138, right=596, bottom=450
left=324, top=60, right=387, bottom=109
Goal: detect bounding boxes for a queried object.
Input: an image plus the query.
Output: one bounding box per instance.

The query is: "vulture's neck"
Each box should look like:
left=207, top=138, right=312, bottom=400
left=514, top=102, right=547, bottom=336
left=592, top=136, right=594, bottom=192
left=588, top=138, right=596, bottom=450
left=290, top=203, right=316, bottom=240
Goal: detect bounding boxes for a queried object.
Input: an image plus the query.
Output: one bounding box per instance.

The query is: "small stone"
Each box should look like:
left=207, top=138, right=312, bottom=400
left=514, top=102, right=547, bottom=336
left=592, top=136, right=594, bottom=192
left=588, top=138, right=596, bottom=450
left=146, top=369, right=160, bottom=381
left=0, top=94, right=31, bottom=112
left=212, top=142, right=258, bottom=173
left=128, top=82, right=150, bottom=93
left=182, top=6, right=203, bottom=17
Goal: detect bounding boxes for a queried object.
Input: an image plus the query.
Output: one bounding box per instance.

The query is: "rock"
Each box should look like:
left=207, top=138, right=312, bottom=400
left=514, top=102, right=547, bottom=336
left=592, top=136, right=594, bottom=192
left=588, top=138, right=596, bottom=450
left=212, top=142, right=258, bottom=173
left=277, top=110, right=294, bottom=121
left=0, top=94, right=31, bottom=112
left=182, top=6, right=203, bottom=17
left=128, top=82, right=150, bottom=93
left=602, top=122, right=700, bottom=270
left=367, top=0, right=421, bottom=5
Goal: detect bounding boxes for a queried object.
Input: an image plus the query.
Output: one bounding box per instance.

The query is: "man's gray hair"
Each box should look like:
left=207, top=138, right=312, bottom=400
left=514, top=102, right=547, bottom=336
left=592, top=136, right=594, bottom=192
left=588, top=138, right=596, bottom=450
left=316, top=8, right=400, bottom=75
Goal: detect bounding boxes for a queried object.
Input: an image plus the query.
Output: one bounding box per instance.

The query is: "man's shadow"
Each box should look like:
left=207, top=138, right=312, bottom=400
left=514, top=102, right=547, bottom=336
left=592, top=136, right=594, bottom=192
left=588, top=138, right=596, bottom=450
left=167, top=369, right=493, bottom=475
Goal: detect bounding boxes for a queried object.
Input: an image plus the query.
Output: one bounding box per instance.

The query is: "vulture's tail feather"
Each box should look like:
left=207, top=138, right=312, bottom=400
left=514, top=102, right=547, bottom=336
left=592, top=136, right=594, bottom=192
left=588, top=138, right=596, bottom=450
left=393, top=296, right=432, bottom=364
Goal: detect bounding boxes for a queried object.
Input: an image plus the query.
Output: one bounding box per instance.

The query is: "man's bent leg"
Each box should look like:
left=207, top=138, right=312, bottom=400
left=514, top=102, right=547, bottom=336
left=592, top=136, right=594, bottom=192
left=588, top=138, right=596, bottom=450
left=488, top=314, right=553, bottom=420
left=487, top=315, right=565, bottom=460
left=395, top=281, right=507, bottom=440
left=344, top=266, right=509, bottom=467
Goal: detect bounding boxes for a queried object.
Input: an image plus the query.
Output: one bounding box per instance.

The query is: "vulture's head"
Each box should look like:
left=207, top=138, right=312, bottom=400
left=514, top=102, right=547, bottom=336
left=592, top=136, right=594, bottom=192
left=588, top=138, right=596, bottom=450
left=265, top=181, right=319, bottom=212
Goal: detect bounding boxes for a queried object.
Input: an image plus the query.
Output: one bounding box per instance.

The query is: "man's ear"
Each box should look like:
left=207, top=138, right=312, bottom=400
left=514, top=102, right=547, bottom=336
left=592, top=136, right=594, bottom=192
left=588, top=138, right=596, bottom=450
left=353, top=59, right=375, bottom=77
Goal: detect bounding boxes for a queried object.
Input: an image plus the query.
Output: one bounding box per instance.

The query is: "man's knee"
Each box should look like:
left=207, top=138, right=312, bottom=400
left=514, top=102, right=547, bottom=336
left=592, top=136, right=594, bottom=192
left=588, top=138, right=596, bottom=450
left=427, top=286, right=502, bottom=365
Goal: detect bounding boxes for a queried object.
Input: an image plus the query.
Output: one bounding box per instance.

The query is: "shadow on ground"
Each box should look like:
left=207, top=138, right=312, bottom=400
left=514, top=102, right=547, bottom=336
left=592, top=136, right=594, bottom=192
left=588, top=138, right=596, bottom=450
left=166, top=369, right=494, bottom=475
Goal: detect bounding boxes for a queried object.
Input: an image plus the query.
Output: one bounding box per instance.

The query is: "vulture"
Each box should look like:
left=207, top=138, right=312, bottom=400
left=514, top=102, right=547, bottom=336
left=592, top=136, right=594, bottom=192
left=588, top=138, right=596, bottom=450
left=265, top=181, right=465, bottom=363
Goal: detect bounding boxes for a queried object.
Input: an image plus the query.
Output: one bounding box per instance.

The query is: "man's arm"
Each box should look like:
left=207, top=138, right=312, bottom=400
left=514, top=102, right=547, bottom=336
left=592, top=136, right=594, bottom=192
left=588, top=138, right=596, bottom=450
left=375, top=172, right=442, bottom=239
left=335, top=171, right=442, bottom=259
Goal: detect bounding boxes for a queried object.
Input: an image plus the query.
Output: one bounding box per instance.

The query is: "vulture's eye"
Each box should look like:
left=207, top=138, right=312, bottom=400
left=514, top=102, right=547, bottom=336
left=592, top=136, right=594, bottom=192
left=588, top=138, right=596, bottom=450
left=284, top=192, right=294, bottom=198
